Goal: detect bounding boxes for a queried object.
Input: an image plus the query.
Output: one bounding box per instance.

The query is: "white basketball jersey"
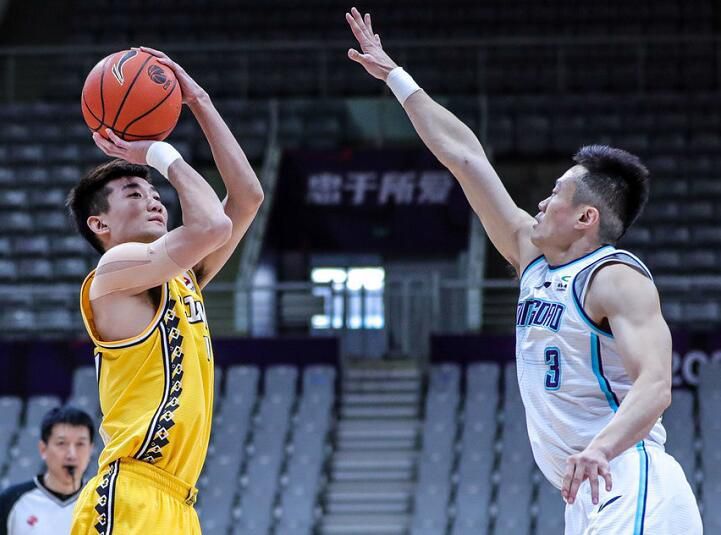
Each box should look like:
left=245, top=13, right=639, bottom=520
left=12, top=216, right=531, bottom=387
left=516, top=245, right=667, bottom=489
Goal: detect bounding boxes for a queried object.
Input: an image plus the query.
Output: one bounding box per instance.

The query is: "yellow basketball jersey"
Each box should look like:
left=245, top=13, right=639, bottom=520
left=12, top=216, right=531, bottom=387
left=79, top=269, right=214, bottom=488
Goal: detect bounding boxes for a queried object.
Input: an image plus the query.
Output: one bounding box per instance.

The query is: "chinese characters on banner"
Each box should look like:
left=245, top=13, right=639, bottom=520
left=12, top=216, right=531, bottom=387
left=306, top=170, right=455, bottom=206
left=268, top=148, right=470, bottom=254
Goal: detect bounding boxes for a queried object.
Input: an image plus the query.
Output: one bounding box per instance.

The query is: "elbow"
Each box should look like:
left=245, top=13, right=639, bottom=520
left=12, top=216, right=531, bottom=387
left=204, top=215, right=233, bottom=248
left=661, top=384, right=672, bottom=412
left=655, top=377, right=673, bottom=412
left=249, top=184, right=264, bottom=210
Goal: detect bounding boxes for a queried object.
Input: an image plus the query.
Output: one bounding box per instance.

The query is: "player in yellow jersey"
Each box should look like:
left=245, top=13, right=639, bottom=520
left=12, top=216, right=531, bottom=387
left=65, top=47, right=264, bottom=535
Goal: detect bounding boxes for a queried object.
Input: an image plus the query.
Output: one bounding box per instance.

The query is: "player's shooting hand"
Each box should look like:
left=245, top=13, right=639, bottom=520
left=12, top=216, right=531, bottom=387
left=93, top=128, right=154, bottom=166
left=562, top=446, right=613, bottom=506
left=139, top=46, right=207, bottom=107
left=345, top=7, right=398, bottom=81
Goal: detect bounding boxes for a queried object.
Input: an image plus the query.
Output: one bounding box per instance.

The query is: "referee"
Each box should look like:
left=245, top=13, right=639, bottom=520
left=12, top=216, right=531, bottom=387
left=0, top=407, right=94, bottom=535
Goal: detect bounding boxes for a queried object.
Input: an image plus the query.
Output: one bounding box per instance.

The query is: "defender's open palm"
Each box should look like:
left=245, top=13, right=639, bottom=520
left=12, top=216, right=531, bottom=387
left=346, top=7, right=398, bottom=81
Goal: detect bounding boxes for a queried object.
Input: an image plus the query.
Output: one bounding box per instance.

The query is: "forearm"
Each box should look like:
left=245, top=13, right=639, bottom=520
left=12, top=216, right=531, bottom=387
left=167, top=159, right=230, bottom=233
left=402, top=90, right=488, bottom=173
left=188, top=94, right=264, bottom=215
left=588, top=376, right=671, bottom=460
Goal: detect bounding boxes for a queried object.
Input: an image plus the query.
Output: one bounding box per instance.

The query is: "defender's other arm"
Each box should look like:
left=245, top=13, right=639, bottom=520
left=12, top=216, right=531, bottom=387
left=562, top=265, right=672, bottom=505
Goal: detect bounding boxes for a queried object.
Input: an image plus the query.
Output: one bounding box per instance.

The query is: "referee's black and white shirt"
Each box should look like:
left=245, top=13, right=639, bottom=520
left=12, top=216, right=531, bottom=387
left=0, top=475, right=81, bottom=535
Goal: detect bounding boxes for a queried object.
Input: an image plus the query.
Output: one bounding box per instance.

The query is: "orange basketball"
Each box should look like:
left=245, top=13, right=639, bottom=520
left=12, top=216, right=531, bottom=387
left=81, top=49, right=182, bottom=141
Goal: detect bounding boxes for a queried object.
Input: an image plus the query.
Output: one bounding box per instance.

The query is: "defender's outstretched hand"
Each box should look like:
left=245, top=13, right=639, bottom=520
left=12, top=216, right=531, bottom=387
left=345, top=7, right=398, bottom=81
left=139, top=46, right=207, bottom=106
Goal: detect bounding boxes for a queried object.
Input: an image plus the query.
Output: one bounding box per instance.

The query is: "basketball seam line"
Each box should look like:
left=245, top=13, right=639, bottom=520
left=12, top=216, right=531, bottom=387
left=110, top=55, right=153, bottom=130
left=99, top=56, right=107, bottom=126
left=82, top=95, right=175, bottom=139
left=121, top=79, right=178, bottom=139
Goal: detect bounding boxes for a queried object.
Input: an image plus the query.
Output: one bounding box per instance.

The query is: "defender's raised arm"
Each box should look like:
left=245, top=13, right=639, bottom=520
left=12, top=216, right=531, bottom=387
left=345, top=7, right=539, bottom=273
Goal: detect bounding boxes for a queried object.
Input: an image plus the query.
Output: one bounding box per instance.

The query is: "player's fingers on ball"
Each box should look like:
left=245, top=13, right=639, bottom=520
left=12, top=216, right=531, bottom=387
left=105, top=128, right=126, bottom=146
left=140, top=46, right=166, bottom=59
left=92, top=133, right=114, bottom=152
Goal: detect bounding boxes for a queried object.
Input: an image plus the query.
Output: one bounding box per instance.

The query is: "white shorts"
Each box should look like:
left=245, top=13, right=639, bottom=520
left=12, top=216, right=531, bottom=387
left=564, top=443, right=702, bottom=535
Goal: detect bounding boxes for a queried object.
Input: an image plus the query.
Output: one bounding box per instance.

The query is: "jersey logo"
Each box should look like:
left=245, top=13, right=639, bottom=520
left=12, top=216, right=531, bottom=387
left=556, top=275, right=571, bottom=292
left=516, top=298, right=565, bottom=332
left=111, top=49, right=139, bottom=85
left=182, top=274, right=196, bottom=293
left=26, top=515, right=38, bottom=526
left=598, top=495, right=622, bottom=512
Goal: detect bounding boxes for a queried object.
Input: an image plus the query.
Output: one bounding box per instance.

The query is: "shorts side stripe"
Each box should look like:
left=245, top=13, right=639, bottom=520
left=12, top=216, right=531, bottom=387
left=633, top=442, right=649, bottom=534
left=94, top=460, right=119, bottom=535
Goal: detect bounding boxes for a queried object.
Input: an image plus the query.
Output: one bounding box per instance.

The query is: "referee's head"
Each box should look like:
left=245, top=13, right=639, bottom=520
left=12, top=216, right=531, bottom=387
left=39, top=406, right=95, bottom=489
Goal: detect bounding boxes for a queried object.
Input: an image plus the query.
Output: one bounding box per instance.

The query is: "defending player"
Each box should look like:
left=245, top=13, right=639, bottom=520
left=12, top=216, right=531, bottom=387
left=345, top=7, right=701, bottom=533
left=66, top=47, right=263, bottom=534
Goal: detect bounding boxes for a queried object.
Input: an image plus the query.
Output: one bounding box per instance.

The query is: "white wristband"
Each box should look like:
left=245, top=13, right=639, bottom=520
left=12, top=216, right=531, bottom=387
left=386, top=67, right=421, bottom=104
left=146, top=141, right=182, bottom=179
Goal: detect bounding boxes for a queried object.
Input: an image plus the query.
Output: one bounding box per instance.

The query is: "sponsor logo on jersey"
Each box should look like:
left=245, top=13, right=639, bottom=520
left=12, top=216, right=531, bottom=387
left=26, top=515, right=38, bottom=526
left=111, top=49, right=139, bottom=85
left=182, top=275, right=195, bottom=293
left=516, top=298, right=565, bottom=332
left=556, top=275, right=571, bottom=292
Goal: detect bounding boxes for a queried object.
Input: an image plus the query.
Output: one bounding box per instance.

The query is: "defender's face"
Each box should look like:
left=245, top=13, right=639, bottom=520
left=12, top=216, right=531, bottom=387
left=531, top=166, right=585, bottom=248
left=39, top=424, right=93, bottom=482
left=100, top=176, right=168, bottom=245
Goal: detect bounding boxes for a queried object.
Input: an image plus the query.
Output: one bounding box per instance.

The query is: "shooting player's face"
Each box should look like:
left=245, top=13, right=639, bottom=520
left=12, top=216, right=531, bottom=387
left=90, top=176, right=168, bottom=247
left=39, top=424, right=93, bottom=483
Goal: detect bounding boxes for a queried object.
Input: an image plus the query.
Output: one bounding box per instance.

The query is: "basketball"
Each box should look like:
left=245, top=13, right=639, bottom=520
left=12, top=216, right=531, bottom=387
left=81, top=49, right=182, bottom=141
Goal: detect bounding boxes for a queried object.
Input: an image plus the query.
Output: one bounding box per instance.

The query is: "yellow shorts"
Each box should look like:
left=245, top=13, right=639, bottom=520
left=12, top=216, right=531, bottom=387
left=71, top=458, right=201, bottom=535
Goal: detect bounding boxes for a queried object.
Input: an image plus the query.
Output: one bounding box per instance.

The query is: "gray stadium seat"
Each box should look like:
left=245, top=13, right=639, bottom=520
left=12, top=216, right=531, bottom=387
left=0, top=397, right=22, bottom=429
left=24, top=396, right=62, bottom=429
left=699, top=362, right=721, bottom=531
left=494, top=365, right=533, bottom=535
left=535, top=477, right=565, bottom=534
left=663, top=390, right=696, bottom=487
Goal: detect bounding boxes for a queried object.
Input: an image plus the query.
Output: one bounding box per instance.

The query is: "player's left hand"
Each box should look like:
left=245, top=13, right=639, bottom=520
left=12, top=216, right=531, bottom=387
left=562, top=446, right=613, bottom=506
left=93, top=128, right=154, bottom=165
left=139, top=46, right=207, bottom=107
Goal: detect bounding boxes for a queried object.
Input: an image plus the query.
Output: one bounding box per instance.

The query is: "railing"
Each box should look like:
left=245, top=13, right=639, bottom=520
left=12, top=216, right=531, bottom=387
left=6, top=275, right=718, bottom=358
left=1, top=35, right=720, bottom=101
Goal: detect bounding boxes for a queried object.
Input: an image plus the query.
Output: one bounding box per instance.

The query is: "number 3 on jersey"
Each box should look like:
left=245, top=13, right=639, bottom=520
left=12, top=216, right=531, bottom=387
left=544, top=347, right=561, bottom=390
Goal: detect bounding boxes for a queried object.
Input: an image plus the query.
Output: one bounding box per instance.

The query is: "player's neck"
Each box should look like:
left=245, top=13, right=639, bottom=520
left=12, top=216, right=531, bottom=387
left=542, top=240, right=609, bottom=268
left=43, top=470, right=77, bottom=495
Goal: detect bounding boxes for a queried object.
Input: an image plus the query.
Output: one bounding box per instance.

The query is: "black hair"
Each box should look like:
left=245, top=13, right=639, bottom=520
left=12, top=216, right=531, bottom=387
left=66, top=159, right=152, bottom=254
left=572, top=145, right=650, bottom=243
left=40, top=406, right=95, bottom=444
